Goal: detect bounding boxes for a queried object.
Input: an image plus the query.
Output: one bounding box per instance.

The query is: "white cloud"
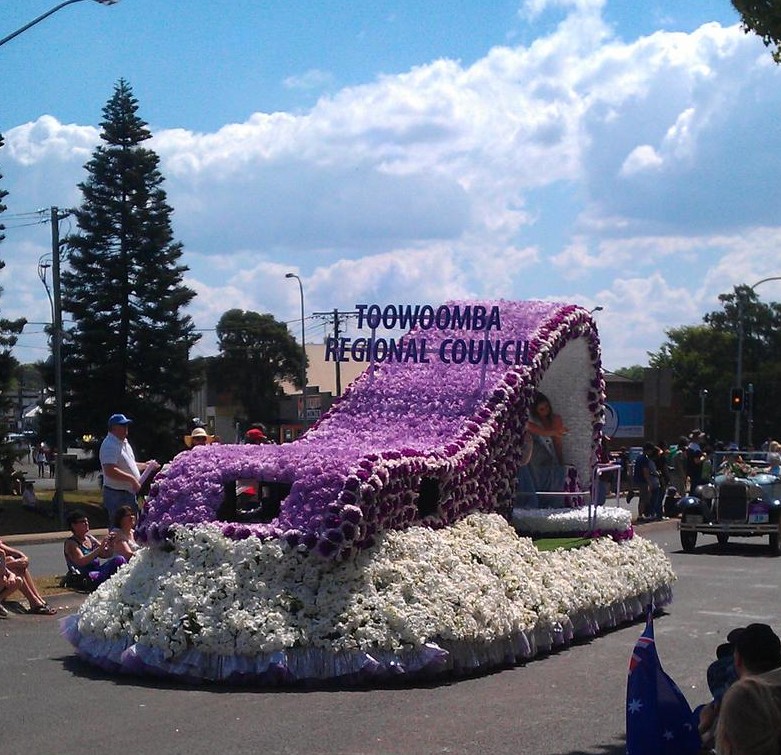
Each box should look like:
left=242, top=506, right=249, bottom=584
left=521, top=0, right=607, bottom=24
left=4, top=116, right=98, bottom=166
left=619, top=144, right=663, bottom=176
left=283, top=69, right=335, bottom=91
left=3, top=8, right=781, bottom=372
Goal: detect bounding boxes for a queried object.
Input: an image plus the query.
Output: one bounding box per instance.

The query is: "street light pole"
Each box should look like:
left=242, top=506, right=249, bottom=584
left=699, top=388, right=708, bottom=433
left=0, top=0, right=119, bottom=48
left=285, top=273, right=308, bottom=433
left=734, top=293, right=744, bottom=447
left=734, top=276, right=781, bottom=448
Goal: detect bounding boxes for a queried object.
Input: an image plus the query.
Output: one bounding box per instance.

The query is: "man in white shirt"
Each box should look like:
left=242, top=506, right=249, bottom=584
left=99, top=413, right=156, bottom=524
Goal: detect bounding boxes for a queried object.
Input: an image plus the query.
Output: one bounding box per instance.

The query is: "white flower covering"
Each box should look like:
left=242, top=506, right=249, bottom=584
left=511, top=505, right=632, bottom=535
left=64, top=513, right=673, bottom=684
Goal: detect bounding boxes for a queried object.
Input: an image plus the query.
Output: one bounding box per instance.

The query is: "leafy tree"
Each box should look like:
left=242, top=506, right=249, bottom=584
left=0, top=135, right=27, bottom=490
left=15, top=362, right=44, bottom=393
left=650, top=325, right=735, bottom=440
left=214, top=309, right=305, bottom=426
left=610, top=365, right=645, bottom=381
left=62, top=80, right=199, bottom=461
left=649, top=285, right=781, bottom=444
left=732, top=1, right=781, bottom=63
left=707, top=286, right=781, bottom=444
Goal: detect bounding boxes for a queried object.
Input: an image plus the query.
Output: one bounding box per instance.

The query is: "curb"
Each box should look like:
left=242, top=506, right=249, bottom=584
left=3, top=529, right=109, bottom=547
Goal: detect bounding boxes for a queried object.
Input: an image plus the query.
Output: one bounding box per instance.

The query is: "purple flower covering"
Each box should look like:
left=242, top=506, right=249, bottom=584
left=138, top=300, right=605, bottom=559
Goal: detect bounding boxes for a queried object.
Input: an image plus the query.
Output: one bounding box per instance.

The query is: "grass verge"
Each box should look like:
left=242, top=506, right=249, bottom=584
left=534, top=536, right=592, bottom=551
left=0, top=491, right=108, bottom=535
left=35, top=574, right=72, bottom=598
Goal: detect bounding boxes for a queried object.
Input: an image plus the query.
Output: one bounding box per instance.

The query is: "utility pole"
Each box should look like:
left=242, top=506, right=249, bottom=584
left=312, top=309, right=357, bottom=396
left=50, top=207, right=68, bottom=529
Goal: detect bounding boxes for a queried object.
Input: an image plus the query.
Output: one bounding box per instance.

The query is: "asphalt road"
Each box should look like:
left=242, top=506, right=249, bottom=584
left=2, top=521, right=779, bottom=755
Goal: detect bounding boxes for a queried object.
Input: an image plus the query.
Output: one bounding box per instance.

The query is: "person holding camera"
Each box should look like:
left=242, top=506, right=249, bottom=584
left=63, top=509, right=126, bottom=589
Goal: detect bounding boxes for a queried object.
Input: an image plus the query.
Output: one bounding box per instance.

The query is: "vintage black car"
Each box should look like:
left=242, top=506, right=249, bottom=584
left=678, top=452, right=781, bottom=555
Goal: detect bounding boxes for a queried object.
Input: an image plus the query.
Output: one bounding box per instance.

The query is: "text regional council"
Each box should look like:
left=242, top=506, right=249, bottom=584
left=325, top=335, right=531, bottom=366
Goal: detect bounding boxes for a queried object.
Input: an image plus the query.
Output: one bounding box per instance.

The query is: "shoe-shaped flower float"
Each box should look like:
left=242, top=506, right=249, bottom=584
left=62, top=300, right=673, bottom=685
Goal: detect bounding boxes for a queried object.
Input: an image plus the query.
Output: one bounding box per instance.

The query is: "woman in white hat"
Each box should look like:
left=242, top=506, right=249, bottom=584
left=185, top=426, right=213, bottom=448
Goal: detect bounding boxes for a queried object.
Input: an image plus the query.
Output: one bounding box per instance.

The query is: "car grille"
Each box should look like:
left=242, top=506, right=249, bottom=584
left=718, top=483, right=748, bottom=522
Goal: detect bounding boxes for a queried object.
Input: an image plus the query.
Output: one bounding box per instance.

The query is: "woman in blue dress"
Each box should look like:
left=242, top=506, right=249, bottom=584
left=519, top=392, right=568, bottom=508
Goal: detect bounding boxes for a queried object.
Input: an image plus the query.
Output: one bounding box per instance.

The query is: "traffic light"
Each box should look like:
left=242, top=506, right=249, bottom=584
left=730, top=388, right=744, bottom=412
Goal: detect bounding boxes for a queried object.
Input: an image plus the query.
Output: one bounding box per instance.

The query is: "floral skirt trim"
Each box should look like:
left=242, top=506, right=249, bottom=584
left=60, top=585, right=672, bottom=686
left=511, top=505, right=634, bottom=539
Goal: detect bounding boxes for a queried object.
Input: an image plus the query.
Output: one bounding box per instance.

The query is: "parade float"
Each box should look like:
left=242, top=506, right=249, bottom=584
left=62, top=300, right=674, bottom=685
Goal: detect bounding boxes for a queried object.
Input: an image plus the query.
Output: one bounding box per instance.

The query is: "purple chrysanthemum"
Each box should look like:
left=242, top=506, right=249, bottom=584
left=138, top=300, right=606, bottom=559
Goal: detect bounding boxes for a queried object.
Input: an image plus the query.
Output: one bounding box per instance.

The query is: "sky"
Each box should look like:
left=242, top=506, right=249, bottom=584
left=2, top=0, right=781, bottom=371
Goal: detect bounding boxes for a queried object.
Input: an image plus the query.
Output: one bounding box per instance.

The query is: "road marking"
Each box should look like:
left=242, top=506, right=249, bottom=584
left=698, top=611, right=778, bottom=621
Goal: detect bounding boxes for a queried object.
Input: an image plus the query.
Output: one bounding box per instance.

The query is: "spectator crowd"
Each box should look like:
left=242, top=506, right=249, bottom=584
left=612, top=432, right=781, bottom=522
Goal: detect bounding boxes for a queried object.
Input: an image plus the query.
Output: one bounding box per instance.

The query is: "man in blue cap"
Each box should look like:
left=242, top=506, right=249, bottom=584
left=99, top=413, right=158, bottom=523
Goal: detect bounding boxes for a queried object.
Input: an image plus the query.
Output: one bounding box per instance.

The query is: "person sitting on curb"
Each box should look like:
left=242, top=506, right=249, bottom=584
left=64, top=509, right=126, bottom=590
left=110, top=505, right=142, bottom=561
left=0, top=539, right=58, bottom=615
left=0, top=552, right=14, bottom=618
left=716, top=675, right=781, bottom=755
left=731, top=622, right=781, bottom=682
left=698, top=623, right=781, bottom=749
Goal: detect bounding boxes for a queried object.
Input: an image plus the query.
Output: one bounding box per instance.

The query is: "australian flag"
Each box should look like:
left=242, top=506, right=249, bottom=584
left=626, top=606, right=701, bottom=755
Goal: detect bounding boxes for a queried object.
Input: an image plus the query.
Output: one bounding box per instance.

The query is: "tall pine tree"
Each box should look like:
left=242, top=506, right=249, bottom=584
left=63, top=80, right=199, bottom=460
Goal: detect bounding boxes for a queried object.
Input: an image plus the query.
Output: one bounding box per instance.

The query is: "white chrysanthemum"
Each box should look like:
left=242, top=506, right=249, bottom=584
left=76, top=513, right=672, bottom=660
left=511, top=505, right=632, bottom=534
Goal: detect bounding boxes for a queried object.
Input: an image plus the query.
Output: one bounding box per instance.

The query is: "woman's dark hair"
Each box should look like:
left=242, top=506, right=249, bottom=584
left=531, top=392, right=552, bottom=416
left=66, top=508, right=88, bottom=528
left=113, top=505, right=135, bottom=528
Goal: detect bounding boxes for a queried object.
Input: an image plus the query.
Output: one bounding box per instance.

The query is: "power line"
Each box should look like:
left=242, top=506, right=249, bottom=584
left=3, top=209, right=50, bottom=218
left=284, top=314, right=317, bottom=328
left=312, top=309, right=358, bottom=396
left=2, top=219, right=50, bottom=230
